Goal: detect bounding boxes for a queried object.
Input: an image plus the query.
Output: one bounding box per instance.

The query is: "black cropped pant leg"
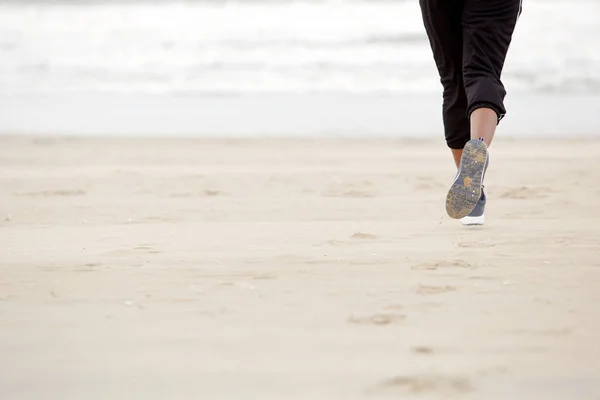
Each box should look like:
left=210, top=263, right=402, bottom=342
left=420, top=0, right=522, bottom=149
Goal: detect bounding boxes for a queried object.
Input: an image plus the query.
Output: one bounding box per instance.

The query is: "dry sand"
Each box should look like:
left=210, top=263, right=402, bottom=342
left=1, top=136, right=599, bottom=400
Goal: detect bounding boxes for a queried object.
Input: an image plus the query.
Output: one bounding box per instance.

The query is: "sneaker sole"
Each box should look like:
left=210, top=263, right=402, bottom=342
left=446, top=139, right=488, bottom=219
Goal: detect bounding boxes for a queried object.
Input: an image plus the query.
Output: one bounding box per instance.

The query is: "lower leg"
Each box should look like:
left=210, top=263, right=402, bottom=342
left=451, top=149, right=462, bottom=167
left=444, top=100, right=470, bottom=167
left=470, top=107, right=497, bottom=146
left=450, top=106, right=497, bottom=167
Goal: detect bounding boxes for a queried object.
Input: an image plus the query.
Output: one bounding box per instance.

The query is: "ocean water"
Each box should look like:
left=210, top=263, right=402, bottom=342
left=0, top=0, right=599, bottom=136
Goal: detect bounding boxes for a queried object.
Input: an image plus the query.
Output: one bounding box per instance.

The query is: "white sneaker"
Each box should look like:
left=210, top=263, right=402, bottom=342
left=460, top=189, right=486, bottom=226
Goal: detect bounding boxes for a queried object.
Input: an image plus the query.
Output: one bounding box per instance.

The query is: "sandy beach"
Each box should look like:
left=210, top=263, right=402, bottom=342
left=1, top=136, right=599, bottom=400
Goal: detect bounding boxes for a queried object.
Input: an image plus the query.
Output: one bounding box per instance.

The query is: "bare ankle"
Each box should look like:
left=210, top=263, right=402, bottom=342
left=470, top=108, right=497, bottom=146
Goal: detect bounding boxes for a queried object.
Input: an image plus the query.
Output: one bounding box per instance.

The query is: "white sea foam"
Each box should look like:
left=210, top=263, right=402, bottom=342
left=1, top=0, right=599, bottom=96
left=1, top=0, right=599, bottom=136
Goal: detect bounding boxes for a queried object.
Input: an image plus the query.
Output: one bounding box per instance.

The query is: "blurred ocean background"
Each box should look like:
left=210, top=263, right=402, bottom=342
left=1, top=0, right=599, bottom=137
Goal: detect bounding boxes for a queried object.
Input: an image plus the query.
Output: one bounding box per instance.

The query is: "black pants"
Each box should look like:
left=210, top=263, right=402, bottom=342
left=420, top=0, right=522, bottom=149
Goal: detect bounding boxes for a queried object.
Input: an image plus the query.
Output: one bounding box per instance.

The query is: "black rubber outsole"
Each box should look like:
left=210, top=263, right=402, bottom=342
left=446, top=139, right=488, bottom=219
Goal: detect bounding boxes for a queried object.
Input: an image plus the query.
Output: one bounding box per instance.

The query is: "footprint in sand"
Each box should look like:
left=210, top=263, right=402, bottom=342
left=414, top=176, right=445, bottom=191
left=412, top=259, right=473, bottom=270
left=351, top=232, right=378, bottom=240
left=204, top=188, right=224, bottom=196
left=417, top=285, right=457, bottom=295
left=134, top=245, right=162, bottom=254
left=412, top=346, right=434, bottom=354
left=318, top=239, right=345, bottom=246
left=371, top=375, right=472, bottom=396
left=134, top=244, right=154, bottom=250
left=74, top=263, right=102, bottom=272
left=170, top=188, right=224, bottom=197
left=251, top=273, right=277, bottom=280
left=347, top=313, right=405, bottom=326
left=19, top=189, right=86, bottom=197
left=323, top=189, right=374, bottom=198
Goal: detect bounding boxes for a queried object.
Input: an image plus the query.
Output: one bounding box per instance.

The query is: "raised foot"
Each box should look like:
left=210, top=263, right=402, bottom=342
left=446, top=139, right=488, bottom=219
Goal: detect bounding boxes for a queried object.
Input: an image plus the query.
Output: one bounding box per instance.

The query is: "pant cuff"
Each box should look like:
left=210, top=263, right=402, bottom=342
left=468, top=101, right=506, bottom=124
left=446, top=137, right=470, bottom=149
